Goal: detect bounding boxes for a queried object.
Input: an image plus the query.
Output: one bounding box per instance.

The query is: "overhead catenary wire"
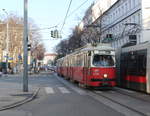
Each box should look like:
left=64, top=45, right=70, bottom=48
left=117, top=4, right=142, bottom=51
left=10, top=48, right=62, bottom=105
left=30, top=25, right=57, bottom=31
left=56, top=0, right=89, bottom=27
left=6, top=0, right=89, bottom=33
left=60, top=0, right=73, bottom=32
left=29, top=0, right=89, bottom=32
left=67, top=0, right=88, bottom=18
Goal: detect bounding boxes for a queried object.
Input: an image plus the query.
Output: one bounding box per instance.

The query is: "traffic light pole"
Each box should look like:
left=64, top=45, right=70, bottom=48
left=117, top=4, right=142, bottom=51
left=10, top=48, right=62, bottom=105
left=23, top=0, right=28, bottom=92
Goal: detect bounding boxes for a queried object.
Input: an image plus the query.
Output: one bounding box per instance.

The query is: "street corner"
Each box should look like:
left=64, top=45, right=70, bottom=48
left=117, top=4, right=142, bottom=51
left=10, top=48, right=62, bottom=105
left=0, top=88, right=40, bottom=111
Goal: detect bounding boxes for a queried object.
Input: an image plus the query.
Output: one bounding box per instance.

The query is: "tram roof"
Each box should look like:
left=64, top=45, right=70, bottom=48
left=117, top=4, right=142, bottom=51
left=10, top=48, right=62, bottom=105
left=57, top=43, right=115, bottom=61
left=79, top=43, right=114, bottom=52
left=65, top=43, right=114, bottom=56
left=121, top=41, right=150, bottom=52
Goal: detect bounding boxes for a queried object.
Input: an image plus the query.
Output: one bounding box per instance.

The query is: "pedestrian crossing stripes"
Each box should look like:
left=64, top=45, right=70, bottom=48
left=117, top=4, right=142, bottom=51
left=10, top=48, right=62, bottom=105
left=58, top=87, right=70, bottom=93
left=45, top=87, right=54, bottom=94
left=44, top=87, right=71, bottom=94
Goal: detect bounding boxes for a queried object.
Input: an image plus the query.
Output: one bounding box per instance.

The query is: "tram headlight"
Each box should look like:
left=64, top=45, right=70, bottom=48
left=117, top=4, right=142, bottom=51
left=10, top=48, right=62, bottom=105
left=103, top=74, right=108, bottom=78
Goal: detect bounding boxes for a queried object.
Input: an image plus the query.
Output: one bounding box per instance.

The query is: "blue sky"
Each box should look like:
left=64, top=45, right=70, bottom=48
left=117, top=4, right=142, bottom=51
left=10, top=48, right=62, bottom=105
left=0, top=0, right=95, bottom=53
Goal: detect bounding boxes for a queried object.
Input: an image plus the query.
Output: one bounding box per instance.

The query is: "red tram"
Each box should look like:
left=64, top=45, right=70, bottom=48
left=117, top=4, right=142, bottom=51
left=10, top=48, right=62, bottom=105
left=56, top=44, right=116, bottom=88
left=116, top=42, right=150, bottom=93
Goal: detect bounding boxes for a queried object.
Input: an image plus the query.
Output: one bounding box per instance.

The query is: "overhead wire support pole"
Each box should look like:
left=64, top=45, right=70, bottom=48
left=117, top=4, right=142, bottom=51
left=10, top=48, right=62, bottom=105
left=23, top=0, right=28, bottom=92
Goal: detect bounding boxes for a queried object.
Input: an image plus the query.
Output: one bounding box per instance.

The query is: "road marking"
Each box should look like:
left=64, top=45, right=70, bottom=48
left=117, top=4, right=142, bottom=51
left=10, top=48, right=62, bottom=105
left=56, top=76, right=87, bottom=95
left=45, top=87, right=54, bottom=94
left=109, top=91, right=115, bottom=93
left=94, top=91, right=103, bottom=94
left=58, top=87, right=70, bottom=93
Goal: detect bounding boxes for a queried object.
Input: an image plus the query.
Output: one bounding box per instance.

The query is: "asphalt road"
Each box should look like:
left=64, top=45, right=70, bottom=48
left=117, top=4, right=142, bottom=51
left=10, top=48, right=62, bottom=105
left=0, top=71, right=143, bottom=116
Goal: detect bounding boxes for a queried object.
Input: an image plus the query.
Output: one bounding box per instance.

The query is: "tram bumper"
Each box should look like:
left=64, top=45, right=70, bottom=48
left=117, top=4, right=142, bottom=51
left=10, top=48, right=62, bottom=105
left=90, top=78, right=116, bottom=87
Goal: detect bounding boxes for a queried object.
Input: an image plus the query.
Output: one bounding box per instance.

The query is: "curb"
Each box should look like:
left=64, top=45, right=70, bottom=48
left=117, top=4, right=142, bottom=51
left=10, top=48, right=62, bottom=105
left=0, top=88, right=40, bottom=111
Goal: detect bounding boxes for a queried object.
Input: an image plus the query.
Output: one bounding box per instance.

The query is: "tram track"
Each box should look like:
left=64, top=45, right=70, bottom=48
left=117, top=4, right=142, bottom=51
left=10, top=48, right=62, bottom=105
left=89, top=90, right=149, bottom=116
left=56, top=74, right=150, bottom=116
left=113, top=88, right=150, bottom=103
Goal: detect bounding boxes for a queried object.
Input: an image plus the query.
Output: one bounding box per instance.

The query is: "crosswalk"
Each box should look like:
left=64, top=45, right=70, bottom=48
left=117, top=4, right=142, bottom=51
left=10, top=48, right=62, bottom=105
left=45, top=87, right=55, bottom=94
left=57, top=87, right=70, bottom=93
left=44, top=87, right=71, bottom=94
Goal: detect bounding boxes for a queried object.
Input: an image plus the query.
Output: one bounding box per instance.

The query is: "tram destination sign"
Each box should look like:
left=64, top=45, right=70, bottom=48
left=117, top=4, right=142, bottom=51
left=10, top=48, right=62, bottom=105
left=94, top=50, right=115, bottom=55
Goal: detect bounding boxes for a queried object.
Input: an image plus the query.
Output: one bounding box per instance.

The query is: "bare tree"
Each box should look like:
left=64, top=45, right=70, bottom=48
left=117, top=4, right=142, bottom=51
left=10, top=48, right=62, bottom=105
left=55, top=25, right=84, bottom=59
left=0, top=13, right=45, bottom=69
left=31, top=43, right=45, bottom=60
left=55, top=3, right=105, bottom=59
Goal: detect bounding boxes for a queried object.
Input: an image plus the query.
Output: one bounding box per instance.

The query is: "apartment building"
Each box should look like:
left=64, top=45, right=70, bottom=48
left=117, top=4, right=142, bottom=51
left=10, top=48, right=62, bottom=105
left=80, top=0, right=150, bottom=48
left=99, top=0, right=150, bottom=48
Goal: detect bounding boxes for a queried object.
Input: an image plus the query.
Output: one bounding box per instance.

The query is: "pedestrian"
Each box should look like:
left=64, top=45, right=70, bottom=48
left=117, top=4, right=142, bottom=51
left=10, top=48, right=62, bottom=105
left=0, top=67, right=2, bottom=77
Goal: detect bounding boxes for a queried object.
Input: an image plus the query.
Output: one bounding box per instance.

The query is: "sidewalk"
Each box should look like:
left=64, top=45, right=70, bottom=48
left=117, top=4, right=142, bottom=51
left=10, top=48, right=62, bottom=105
left=0, top=75, right=39, bottom=110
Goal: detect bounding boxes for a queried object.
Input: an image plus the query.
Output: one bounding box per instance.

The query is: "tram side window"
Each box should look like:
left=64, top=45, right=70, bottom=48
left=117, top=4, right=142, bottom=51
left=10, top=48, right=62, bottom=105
left=74, top=57, right=78, bottom=67
left=120, top=53, right=128, bottom=75
left=125, top=50, right=147, bottom=76
left=76, top=55, right=84, bottom=67
left=127, top=53, right=138, bottom=75
left=137, top=54, right=146, bottom=76
left=76, top=56, right=80, bottom=66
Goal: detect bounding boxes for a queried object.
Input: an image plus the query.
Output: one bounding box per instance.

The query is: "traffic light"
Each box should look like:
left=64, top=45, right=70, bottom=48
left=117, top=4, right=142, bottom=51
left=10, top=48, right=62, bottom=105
left=51, top=30, right=54, bottom=38
left=54, top=29, right=58, bottom=38
left=51, top=29, right=62, bottom=38
left=28, top=44, right=31, bottom=51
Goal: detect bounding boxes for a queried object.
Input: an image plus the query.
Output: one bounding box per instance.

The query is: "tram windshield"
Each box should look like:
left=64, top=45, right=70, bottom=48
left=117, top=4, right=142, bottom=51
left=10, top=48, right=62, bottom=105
left=92, top=54, right=115, bottom=67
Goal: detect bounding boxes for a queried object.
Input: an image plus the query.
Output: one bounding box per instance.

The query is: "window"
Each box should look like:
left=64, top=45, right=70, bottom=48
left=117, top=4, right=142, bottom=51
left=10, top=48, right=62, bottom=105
left=116, top=10, right=118, bottom=18
left=113, top=12, right=115, bottom=21
left=122, top=5, right=124, bottom=15
left=132, top=15, right=136, bottom=23
left=133, top=0, right=135, bottom=7
left=129, top=0, right=131, bottom=9
left=92, top=55, right=115, bottom=67
left=121, top=50, right=147, bottom=76
left=138, top=13, right=141, bottom=24
left=118, top=7, right=121, bottom=16
left=125, top=3, right=128, bottom=12
left=138, top=34, right=141, bottom=43
left=111, top=14, right=112, bottom=22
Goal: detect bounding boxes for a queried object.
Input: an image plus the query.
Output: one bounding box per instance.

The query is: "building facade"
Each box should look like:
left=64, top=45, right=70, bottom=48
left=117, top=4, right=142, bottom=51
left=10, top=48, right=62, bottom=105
left=79, top=0, right=117, bottom=29
left=99, top=0, right=147, bottom=48
left=80, top=0, right=150, bottom=48
left=43, top=53, right=57, bottom=65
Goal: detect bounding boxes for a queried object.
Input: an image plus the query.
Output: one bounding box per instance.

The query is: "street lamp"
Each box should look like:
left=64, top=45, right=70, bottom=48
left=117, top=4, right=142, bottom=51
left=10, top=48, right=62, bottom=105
left=121, top=23, right=141, bottom=47
left=2, top=9, right=9, bottom=74
left=121, top=23, right=140, bottom=37
left=124, top=23, right=141, bottom=33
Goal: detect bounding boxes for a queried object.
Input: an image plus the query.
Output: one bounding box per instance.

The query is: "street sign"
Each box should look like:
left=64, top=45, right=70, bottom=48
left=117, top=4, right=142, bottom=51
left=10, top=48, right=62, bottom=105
left=4, top=55, right=8, bottom=58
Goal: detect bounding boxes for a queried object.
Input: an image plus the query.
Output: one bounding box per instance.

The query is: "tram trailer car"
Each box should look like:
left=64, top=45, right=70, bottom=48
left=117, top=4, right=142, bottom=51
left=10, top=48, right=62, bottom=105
left=116, top=42, right=150, bottom=93
left=56, top=44, right=116, bottom=88
left=56, top=57, right=64, bottom=77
